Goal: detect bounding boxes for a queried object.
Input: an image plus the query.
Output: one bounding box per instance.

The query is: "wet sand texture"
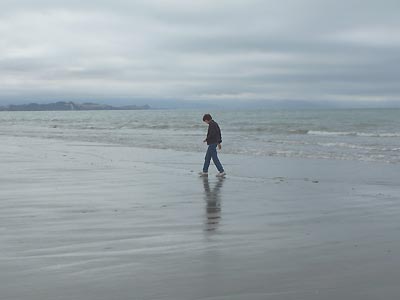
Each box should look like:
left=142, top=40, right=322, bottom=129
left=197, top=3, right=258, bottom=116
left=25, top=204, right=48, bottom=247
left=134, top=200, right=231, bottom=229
left=1, top=136, right=400, bottom=300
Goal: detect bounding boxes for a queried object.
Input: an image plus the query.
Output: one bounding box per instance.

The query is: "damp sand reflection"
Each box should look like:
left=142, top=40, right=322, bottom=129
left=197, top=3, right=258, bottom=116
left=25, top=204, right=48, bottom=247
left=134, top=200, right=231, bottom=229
left=202, top=177, right=225, bottom=232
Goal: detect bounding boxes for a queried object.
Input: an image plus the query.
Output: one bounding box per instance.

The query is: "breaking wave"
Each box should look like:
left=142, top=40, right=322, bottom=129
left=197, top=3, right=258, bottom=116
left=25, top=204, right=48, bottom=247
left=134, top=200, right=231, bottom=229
left=308, top=131, right=400, bottom=138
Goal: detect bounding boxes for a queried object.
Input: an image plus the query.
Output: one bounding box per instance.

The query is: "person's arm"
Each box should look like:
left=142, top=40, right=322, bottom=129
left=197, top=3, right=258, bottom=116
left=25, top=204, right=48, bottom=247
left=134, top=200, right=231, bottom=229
left=216, top=124, right=222, bottom=149
left=217, top=124, right=222, bottom=144
left=204, top=125, right=211, bottom=143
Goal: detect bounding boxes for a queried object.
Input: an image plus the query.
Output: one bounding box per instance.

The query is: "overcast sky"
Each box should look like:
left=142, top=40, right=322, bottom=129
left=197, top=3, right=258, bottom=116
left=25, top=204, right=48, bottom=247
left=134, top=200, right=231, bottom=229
left=0, top=0, right=399, bottom=106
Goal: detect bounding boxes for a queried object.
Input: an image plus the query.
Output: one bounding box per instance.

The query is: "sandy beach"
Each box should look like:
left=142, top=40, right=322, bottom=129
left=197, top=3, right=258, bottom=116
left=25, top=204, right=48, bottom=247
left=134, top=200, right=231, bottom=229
left=1, top=135, right=400, bottom=300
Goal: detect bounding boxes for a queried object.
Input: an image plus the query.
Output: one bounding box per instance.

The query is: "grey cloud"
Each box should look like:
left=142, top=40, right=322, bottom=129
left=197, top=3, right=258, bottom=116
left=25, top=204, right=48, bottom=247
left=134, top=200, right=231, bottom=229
left=0, top=0, right=399, bottom=105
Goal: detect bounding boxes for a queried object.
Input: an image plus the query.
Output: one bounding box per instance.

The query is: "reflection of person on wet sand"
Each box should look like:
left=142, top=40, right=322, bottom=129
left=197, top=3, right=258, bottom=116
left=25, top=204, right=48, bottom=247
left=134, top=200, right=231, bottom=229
left=203, top=177, right=224, bottom=232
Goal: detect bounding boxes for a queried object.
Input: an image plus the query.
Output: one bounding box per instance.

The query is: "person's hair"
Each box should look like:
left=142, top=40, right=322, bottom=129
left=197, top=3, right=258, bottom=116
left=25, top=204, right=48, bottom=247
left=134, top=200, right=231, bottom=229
left=203, top=114, right=212, bottom=121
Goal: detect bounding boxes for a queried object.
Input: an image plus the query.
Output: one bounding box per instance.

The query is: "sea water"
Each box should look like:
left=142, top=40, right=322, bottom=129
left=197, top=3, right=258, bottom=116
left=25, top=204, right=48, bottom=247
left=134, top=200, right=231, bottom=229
left=1, top=109, right=399, bottom=163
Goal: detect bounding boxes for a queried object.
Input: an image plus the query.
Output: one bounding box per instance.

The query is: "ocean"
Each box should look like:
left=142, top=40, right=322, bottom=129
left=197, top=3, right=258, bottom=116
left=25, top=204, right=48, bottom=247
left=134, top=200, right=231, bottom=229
left=1, top=108, right=399, bottom=164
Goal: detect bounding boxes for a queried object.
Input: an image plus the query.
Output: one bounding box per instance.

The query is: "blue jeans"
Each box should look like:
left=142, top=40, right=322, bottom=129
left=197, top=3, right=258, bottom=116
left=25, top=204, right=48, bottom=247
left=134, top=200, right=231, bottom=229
left=203, top=144, right=224, bottom=173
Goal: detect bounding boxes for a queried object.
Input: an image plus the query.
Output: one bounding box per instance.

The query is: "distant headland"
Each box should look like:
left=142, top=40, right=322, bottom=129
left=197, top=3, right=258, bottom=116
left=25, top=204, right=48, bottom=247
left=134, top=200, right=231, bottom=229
left=0, top=101, right=151, bottom=111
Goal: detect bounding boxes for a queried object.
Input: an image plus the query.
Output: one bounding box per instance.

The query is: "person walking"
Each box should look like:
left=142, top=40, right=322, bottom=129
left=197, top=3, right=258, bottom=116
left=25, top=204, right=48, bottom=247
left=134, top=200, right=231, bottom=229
left=199, top=114, right=225, bottom=177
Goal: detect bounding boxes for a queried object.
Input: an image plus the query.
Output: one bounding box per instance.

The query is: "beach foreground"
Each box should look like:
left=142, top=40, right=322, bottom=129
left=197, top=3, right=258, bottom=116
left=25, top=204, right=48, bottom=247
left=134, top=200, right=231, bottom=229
left=1, top=136, right=400, bottom=300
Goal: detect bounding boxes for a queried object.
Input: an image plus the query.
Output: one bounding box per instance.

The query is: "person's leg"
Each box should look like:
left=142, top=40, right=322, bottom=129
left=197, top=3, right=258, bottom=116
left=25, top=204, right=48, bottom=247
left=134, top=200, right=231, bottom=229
left=202, top=145, right=212, bottom=173
left=210, top=144, right=224, bottom=173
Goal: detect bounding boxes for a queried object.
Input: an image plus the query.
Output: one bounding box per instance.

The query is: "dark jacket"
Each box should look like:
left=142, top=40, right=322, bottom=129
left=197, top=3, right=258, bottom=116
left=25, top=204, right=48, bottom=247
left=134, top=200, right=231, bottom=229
left=206, top=120, right=222, bottom=145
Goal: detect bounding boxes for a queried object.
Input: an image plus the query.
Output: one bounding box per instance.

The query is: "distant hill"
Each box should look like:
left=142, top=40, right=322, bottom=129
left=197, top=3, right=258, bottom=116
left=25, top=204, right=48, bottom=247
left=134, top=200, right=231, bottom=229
left=0, top=101, right=151, bottom=111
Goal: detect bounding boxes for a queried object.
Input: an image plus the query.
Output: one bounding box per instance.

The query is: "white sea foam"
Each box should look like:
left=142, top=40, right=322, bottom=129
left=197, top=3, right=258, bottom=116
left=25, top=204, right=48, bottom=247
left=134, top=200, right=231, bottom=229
left=316, top=142, right=378, bottom=150
left=308, top=130, right=400, bottom=137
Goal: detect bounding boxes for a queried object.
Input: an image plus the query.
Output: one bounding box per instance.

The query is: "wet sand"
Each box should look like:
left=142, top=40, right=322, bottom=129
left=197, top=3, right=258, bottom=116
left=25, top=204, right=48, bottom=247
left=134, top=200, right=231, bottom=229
left=1, top=136, right=400, bottom=300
